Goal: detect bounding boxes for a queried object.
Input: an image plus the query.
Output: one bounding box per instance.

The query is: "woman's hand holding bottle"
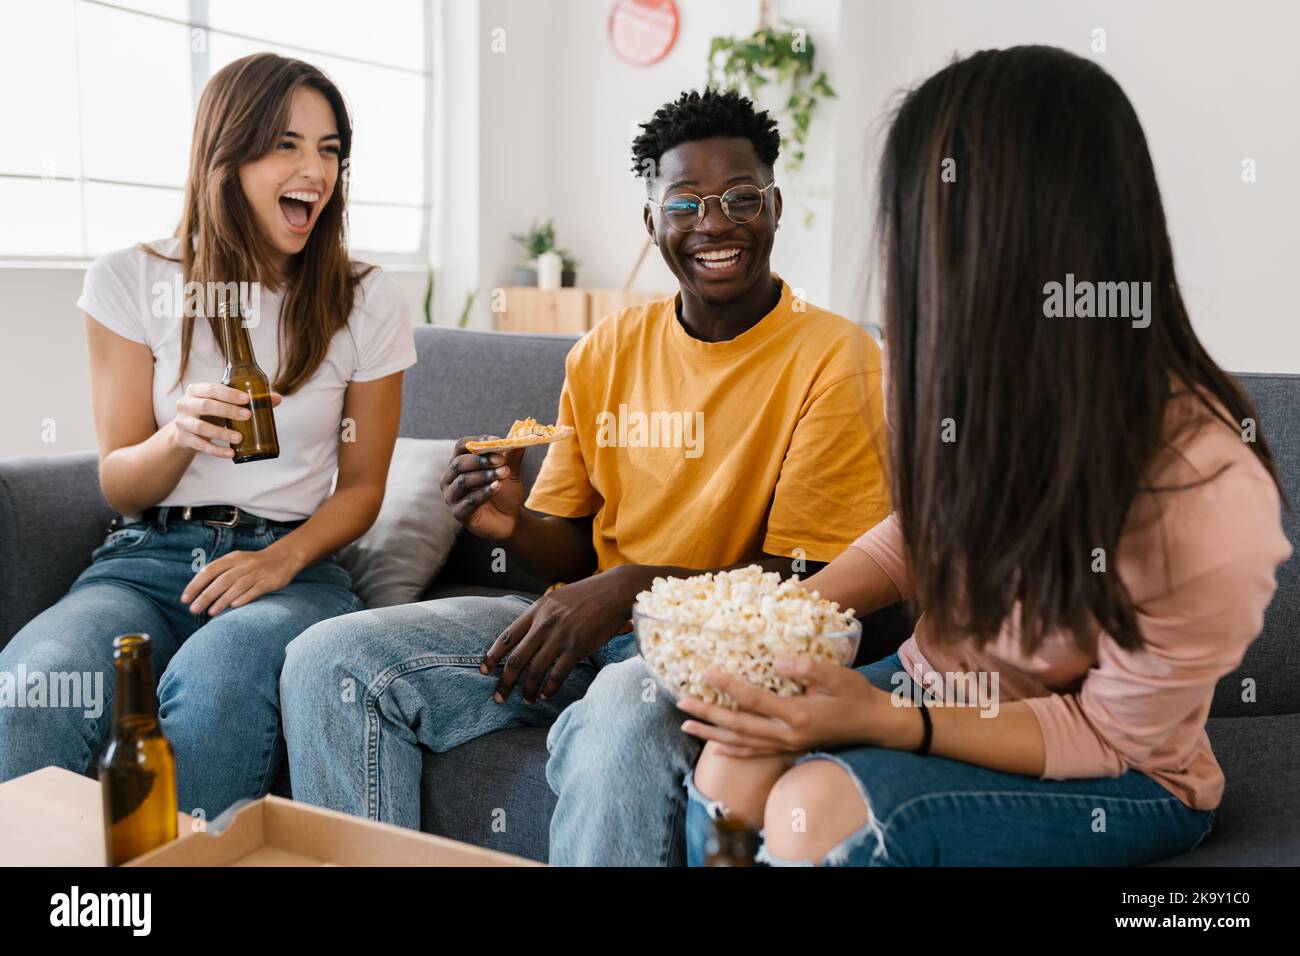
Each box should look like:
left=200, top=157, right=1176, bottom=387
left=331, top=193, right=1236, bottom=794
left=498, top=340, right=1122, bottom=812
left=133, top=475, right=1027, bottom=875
left=170, top=382, right=283, bottom=459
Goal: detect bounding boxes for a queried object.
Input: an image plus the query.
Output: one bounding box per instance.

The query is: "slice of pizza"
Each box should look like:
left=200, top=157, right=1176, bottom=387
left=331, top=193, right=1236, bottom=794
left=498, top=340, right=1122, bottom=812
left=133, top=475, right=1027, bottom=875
left=465, top=418, right=576, bottom=453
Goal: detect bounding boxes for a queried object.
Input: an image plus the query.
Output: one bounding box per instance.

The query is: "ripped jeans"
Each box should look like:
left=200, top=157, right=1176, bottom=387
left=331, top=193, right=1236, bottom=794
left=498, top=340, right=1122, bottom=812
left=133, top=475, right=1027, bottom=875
left=684, top=653, right=1216, bottom=866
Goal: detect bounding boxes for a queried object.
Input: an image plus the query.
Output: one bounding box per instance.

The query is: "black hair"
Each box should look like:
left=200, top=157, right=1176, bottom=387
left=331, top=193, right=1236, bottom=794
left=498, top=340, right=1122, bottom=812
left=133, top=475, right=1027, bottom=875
left=877, top=45, right=1285, bottom=656
left=630, top=88, right=780, bottom=180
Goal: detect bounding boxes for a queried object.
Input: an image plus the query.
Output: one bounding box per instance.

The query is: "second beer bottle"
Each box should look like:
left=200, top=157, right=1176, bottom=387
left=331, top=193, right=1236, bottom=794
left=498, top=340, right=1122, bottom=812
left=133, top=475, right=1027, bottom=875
left=100, top=634, right=178, bottom=866
left=218, top=295, right=280, bottom=463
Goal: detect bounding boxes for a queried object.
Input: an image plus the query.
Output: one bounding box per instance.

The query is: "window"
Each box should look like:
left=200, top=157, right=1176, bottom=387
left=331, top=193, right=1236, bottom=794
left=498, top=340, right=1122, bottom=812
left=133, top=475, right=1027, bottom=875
left=0, top=0, right=432, bottom=261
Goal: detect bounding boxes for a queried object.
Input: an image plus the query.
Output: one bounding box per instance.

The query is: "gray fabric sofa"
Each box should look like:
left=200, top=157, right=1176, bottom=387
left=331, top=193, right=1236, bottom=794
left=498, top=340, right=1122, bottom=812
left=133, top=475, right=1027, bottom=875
left=1, top=327, right=1296, bottom=865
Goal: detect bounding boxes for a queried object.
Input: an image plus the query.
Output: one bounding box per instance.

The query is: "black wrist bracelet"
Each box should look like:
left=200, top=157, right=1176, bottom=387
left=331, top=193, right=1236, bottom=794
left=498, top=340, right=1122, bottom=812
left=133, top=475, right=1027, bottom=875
left=914, top=699, right=933, bottom=756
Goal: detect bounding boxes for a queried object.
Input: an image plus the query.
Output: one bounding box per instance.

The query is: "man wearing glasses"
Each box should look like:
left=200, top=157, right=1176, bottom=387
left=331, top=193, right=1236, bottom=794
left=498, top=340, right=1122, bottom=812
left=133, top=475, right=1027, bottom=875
left=281, top=89, right=894, bottom=865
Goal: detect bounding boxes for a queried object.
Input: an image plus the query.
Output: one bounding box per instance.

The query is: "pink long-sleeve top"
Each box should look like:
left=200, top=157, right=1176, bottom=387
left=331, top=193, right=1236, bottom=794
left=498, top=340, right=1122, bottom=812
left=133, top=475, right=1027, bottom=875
left=852, top=393, right=1291, bottom=810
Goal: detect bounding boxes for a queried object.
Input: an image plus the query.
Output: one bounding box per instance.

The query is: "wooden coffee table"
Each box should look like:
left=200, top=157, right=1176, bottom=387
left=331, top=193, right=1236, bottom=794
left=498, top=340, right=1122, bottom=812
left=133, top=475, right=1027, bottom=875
left=0, top=766, right=192, bottom=867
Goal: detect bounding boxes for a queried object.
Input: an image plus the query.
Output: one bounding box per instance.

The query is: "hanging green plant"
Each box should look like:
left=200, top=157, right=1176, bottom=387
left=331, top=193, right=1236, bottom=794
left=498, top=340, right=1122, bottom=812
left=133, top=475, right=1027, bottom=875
left=705, top=24, right=835, bottom=171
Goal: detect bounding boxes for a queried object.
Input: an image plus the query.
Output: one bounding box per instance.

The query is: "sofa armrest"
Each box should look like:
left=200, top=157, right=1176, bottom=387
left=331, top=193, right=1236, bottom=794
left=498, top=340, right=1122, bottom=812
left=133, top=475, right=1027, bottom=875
left=0, top=452, right=115, bottom=650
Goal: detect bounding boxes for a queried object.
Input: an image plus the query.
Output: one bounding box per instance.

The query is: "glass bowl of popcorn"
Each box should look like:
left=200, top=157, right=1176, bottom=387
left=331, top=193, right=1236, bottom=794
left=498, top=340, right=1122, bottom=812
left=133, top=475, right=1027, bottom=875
left=633, top=565, right=861, bottom=709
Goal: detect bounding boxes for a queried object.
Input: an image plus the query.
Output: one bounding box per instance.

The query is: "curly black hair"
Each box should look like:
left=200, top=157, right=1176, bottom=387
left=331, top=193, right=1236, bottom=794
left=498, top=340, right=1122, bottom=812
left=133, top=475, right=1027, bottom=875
left=630, top=88, right=780, bottom=181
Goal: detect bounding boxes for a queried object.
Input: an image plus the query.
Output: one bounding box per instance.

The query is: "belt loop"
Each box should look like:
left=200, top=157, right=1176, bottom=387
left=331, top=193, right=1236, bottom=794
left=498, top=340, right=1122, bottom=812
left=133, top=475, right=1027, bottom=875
left=255, top=516, right=268, bottom=535
left=156, top=506, right=169, bottom=532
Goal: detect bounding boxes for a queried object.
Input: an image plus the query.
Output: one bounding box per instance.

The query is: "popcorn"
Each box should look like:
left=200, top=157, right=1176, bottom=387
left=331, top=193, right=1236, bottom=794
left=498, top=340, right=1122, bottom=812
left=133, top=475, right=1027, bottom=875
left=633, top=565, right=859, bottom=710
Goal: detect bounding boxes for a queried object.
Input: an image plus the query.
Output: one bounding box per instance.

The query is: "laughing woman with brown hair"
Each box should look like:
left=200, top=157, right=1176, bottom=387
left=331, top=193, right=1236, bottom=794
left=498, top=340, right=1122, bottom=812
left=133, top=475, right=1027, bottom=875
left=679, top=45, right=1291, bottom=866
left=0, top=53, right=415, bottom=819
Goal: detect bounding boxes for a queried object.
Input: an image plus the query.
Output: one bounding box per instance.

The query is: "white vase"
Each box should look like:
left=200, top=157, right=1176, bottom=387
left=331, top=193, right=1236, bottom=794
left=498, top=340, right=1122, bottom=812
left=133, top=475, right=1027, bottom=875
left=537, top=251, right=563, bottom=291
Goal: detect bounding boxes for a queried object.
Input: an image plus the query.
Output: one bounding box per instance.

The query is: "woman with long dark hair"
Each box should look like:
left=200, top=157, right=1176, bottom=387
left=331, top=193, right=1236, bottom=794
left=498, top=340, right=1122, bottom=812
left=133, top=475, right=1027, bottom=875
left=679, top=45, right=1291, bottom=865
left=0, top=54, right=415, bottom=819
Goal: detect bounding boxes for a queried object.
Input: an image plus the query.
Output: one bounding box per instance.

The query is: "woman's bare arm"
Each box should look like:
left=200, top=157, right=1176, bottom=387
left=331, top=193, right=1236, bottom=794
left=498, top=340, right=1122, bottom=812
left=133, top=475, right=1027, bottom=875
left=87, top=316, right=201, bottom=514
left=802, top=545, right=902, bottom=618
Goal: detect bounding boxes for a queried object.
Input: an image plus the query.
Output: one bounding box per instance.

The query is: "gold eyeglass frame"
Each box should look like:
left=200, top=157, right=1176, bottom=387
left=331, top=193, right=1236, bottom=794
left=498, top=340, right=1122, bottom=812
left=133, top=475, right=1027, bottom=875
left=647, top=181, right=777, bottom=232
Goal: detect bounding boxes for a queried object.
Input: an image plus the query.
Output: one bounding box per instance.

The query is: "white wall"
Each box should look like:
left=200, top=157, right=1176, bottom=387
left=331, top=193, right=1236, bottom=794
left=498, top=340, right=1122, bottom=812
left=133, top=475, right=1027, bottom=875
left=1, top=266, right=95, bottom=460
left=0, top=264, right=427, bottom=460
left=461, top=0, right=844, bottom=318
left=539, top=0, right=843, bottom=303
left=830, top=0, right=1300, bottom=374
left=5, top=0, right=1298, bottom=460
left=460, top=0, right=1300, bottom=378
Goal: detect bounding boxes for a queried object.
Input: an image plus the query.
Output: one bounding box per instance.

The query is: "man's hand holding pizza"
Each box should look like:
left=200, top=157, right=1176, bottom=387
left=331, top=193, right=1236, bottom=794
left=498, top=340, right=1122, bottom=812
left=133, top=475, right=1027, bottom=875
left=441, top=420, right=575, bottom=540
left=440, top=435, right=527, bottom=540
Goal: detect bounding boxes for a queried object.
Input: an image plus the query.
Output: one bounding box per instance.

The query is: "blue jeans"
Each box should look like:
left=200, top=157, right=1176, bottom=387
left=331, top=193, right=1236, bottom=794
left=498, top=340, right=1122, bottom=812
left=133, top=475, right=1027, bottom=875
left=685, top=653, right=1216, bottom=866
left=280, top=594, right=702, bottom=865
left=0, top=508, right=362, bottom=820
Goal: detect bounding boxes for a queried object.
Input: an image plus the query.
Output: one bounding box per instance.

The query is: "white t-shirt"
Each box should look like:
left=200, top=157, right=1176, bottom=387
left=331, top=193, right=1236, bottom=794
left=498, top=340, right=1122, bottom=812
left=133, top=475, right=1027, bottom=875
left=77, top=237, right=418, bottom=522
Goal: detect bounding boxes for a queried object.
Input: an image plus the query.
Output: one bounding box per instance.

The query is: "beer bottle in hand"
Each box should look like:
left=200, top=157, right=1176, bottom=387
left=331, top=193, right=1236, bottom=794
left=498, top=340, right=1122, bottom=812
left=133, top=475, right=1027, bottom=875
left=218, top=296, right=279, bottom=463
left=100, top=634, right=178, bottom=866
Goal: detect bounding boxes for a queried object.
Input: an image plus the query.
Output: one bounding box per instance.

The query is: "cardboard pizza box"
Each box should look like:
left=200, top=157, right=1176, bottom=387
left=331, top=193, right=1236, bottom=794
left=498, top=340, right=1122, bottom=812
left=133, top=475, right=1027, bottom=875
left=127, top=794, right=539, bottom=867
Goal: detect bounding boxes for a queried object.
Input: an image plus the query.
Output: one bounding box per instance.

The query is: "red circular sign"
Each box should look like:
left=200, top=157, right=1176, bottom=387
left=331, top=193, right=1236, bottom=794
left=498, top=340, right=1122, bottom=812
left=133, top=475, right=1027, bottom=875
left=609, top=0, right=679, bottom=66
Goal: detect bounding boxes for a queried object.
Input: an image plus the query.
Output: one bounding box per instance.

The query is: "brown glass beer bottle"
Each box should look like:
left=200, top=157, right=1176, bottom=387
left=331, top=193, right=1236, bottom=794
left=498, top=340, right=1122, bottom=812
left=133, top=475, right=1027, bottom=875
left=217, top=296, right=280, bottom=463
left=99, top=634, right=178, bottom=866
left=705, top=816, right=761, bottom=866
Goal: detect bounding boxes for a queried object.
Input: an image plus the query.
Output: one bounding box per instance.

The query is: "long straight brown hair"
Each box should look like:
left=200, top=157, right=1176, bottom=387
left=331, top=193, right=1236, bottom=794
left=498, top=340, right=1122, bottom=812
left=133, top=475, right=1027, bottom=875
left=877, top=45, right=1285, bottom=654
left=155, top=53, right=371, bottom=394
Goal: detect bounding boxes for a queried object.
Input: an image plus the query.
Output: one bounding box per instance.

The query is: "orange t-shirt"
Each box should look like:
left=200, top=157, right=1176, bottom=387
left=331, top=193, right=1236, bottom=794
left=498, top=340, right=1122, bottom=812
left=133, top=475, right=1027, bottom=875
left=526, top=278, right=891, bottom=572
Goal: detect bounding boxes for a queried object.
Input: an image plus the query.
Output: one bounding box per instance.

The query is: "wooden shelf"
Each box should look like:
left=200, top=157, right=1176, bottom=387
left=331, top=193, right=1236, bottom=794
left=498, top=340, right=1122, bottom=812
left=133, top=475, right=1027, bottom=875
left=494, top=287, right=668, bottom=334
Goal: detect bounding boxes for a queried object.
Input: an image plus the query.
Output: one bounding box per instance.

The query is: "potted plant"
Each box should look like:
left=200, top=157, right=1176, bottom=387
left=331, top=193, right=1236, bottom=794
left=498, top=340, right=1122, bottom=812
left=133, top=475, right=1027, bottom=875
left=706, top=23, right=836, bottom=172
left=511, top=219, right=578, bottom=287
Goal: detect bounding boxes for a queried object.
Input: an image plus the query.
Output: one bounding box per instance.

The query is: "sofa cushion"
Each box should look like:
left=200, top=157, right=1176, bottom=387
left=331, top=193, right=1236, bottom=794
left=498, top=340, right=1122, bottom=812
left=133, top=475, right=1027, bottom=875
left=1212, top=374, right=1300, bottom=718
left=420, top=727, right=555, bottom=863
left=400, top=328, right=579, bottom=595
left=336, top=437, right=462, bottom=608
left=1155, top=712, right=1300, bottom=865
left=0, top=453, right=115, bottom=649
left=419, top=581, right=541, bottom=603
left=413, top=713, right=1300, bottom=867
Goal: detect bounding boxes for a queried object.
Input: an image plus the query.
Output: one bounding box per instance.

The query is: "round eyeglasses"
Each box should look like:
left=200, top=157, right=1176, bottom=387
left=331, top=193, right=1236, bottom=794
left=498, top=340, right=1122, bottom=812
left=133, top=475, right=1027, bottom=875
left=647, top=181, right=776, bottom=232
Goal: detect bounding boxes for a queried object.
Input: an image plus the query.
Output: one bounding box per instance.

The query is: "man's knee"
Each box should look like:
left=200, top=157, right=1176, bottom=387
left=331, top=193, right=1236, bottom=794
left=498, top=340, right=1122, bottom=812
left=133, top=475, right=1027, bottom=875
left=279, top=610, right=381, bottom=717
left=548, top=656, right=697, bottom=784
left=552, top=657, right=667, bottom=746
left=582, top=656, right=664, bottom=719
left=284, top=613, right=355, bottom=677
